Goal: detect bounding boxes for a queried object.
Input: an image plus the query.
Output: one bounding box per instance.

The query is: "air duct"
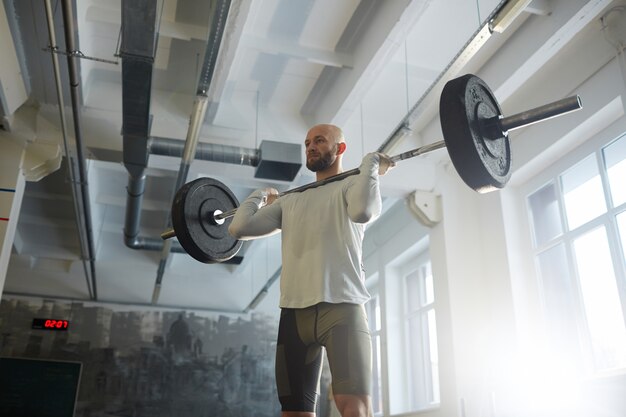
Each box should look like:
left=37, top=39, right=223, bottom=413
left=149, top=136, right=260, bottom=166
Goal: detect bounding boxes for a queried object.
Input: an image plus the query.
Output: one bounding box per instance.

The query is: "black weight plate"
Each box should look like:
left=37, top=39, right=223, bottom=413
left=440, top=74, right=512, bottom=192
left=171, top=177, right=242, bottom=263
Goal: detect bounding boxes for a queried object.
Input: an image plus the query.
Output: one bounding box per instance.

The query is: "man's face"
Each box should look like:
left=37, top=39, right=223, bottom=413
left=304, top=127, right=338, bottom=172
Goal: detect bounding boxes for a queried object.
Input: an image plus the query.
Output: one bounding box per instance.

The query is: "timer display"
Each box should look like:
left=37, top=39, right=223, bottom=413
left=32, top=318, right=70, bottom=331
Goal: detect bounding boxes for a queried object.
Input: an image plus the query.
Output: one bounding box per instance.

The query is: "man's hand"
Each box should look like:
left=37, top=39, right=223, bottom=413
left=377, top=153, right=395, bottom=176
left=260, top=187, right=279, bottom=207
left=362, top=152, right=395, bottom=176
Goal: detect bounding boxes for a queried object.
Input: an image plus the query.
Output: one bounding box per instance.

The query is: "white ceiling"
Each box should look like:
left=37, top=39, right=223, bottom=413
left=2, top=0, right=623, bottom=312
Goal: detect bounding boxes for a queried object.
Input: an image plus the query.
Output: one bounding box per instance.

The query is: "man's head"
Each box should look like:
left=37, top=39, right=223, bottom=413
left=304, top=124, right=346, bottom=173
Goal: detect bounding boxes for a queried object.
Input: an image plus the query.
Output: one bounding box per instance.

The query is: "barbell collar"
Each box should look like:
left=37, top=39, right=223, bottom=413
left=161, top=228, right=176, bottom=240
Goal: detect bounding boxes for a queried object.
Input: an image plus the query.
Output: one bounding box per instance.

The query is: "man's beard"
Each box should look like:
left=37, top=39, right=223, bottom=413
left=306, top=150, right=335, bottom=172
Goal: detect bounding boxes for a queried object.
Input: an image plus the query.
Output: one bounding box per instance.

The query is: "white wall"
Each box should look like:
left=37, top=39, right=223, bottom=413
left=361, top=3, right=626, bottom=416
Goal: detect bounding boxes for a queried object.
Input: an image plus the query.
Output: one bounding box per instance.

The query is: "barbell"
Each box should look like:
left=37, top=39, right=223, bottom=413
left=161, top=74, right=583, bottom=263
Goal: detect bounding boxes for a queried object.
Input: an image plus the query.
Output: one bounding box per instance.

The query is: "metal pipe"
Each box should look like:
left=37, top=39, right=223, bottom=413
left=43, top=0, right=94, bottom=299
left=48, top=0, right=98, bottom=299
left=152, top=96, right=209, bottom=303
left=123, top=173, right=146, bottom=246
left=149, top=136, right=260, bottom=166
left=243, top=266, right=281, bottom=313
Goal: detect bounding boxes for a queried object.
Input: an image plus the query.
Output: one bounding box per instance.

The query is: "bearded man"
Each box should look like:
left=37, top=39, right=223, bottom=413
left=230, top=124, right=393, bottom=417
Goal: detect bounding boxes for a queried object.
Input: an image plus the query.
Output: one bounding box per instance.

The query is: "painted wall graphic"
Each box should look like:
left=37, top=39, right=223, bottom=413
left=0, top=297, right=331, bottom=417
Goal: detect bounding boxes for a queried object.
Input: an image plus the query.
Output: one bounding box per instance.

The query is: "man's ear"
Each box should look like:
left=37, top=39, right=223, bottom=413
left=337, top=142, right=346, bottom=155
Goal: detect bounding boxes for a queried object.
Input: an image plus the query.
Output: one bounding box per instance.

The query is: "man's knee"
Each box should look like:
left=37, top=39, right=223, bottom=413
left=333, top=394, right=371, bottom=417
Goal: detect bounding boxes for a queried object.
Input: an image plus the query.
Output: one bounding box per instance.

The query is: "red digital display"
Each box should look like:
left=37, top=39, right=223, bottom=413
left=32, top=318, right=70, bottom=331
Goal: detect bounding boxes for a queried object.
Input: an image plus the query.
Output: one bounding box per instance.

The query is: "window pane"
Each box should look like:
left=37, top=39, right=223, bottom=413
left=407, top=315, right=425, bottom=409
left=536, top=244, right=584, bottom=365
left=372, top=335, right=383, bottom=414
left=375, top=297, right=381, bottom=332
left=528, top=182, right=563, bottom=246
left=366, top=295, right=381, bottom=332
left=424, top=263, right=434, bottom=305
left=603, top=134, right=626, bottom=207
left=427, top=310, right=440, bottom=404
left=404, top=259, right=438, bottom=411
left=561, top=154, right=607, bottom=230
left=618, top=211, right=626, bottom=263
left=406, top=270, right=419, bottom=312
left=573, top=226, right=626, bottom=371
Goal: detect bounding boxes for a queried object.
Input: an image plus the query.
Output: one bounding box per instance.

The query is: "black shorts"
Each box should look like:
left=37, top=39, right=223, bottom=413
left=275, top=302, right=372, bottom=412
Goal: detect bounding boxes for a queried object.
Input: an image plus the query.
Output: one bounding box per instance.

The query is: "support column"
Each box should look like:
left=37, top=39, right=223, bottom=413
left=0, top=136, right=25, bottom=296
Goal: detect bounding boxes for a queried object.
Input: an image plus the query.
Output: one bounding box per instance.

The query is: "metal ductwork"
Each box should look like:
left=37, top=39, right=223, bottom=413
left=149, top=136, right=260, bottom=166
left=149, top=136, right=302, bottom=181
left=120, top=0, right=301, bottom=260
left=119, top=0, right=242, bottom=264
left=120, top=0, right=158, bottom=251
left=119, top=0, right=301, bottom=306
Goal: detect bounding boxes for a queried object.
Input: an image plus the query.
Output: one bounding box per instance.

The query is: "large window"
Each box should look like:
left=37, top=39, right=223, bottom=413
left=527, top=133, right=626, bottom=373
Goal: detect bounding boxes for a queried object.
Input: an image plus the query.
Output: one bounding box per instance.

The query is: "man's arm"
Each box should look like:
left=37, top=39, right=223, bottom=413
left=344, top=152, right=388, bottom=223
left=228, top=189, right=282, bottom=240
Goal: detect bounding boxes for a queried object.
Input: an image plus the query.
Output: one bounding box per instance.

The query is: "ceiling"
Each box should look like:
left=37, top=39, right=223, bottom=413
left=1, top=0, right=623, bottom=312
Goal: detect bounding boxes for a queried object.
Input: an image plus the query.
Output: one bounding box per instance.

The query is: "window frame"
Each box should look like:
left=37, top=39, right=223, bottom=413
left=523, top=131, right=626, bottom=376
left=401, top=255, right=439, bottom=411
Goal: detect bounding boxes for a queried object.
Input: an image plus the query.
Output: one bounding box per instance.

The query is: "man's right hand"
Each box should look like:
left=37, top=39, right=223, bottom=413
left=362, top=152, right=396, bottom=176
left=260, top=187, right=279, bottom=207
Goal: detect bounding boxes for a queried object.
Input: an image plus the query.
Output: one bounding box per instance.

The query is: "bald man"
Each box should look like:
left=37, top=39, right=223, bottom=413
left=229, top=124, right=393, bottom=417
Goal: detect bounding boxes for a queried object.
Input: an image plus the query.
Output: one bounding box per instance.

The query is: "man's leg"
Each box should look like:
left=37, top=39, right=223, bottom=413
left=276, top=308, right=323, bottom=416
left=317, top=303, right=373, bottom=417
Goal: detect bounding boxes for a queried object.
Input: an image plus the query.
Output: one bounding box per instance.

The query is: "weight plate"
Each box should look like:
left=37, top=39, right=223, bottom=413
left=171, top=177, right=242, bottom=263
left=440, top=74, right=512, bottom=192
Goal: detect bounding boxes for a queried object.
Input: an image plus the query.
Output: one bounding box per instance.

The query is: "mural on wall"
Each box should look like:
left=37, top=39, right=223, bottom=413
left=0, top=296, right=332, bottom=417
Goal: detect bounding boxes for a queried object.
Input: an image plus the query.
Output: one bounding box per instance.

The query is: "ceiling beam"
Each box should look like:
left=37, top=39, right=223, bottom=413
left=300, top=0, right=432, bottom=125
left=241, top=34, right=353, bottom=68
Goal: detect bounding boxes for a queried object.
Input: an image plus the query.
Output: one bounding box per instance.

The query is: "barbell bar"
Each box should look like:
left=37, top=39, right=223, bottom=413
left=172, top=93, right=581, bottom=227
left=160, top=74, right=583, bottom=263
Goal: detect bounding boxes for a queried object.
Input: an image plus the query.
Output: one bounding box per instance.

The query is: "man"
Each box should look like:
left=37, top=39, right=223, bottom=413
left=229, top=124, right=393, bottom=417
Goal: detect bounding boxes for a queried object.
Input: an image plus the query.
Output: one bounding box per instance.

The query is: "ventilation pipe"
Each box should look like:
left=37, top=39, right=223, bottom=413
left=149, top=136, right=260, bottom=166
left=43, top=0, right=98, bottom=299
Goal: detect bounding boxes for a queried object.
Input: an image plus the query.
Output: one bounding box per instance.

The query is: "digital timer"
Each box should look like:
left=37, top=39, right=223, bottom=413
left=32, top=318, right=70, bottom=331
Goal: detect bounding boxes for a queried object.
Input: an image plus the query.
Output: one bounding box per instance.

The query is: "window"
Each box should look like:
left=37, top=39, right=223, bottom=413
left=527, top=133, right=626, bottom=373
left=365, top=293, right=384, bottom=416
left=404, top=258, right=440, bottom=410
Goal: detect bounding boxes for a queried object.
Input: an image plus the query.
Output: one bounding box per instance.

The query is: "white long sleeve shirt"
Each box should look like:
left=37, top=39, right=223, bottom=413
left=229, top=154, right=383, bottom=308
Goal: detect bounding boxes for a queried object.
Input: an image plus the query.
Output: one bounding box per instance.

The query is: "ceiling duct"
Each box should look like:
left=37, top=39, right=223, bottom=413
left=149, top=136, right=302, bottom=181
left=118, top=0, right=300, bottom=306
left=120, top=0, right=161, bottom=253
left=119, top=1, right=248, bottom=259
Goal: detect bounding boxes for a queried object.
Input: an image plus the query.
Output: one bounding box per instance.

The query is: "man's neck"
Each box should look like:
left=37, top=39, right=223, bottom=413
left=316, top=165, right=342, bottom=181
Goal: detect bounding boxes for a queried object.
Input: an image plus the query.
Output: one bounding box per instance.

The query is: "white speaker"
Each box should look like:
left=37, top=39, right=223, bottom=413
left=406, top=190, right=442, bottom=227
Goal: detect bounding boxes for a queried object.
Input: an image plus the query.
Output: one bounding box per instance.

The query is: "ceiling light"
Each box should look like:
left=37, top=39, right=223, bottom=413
left=490, top=0, right=533, bottom=33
